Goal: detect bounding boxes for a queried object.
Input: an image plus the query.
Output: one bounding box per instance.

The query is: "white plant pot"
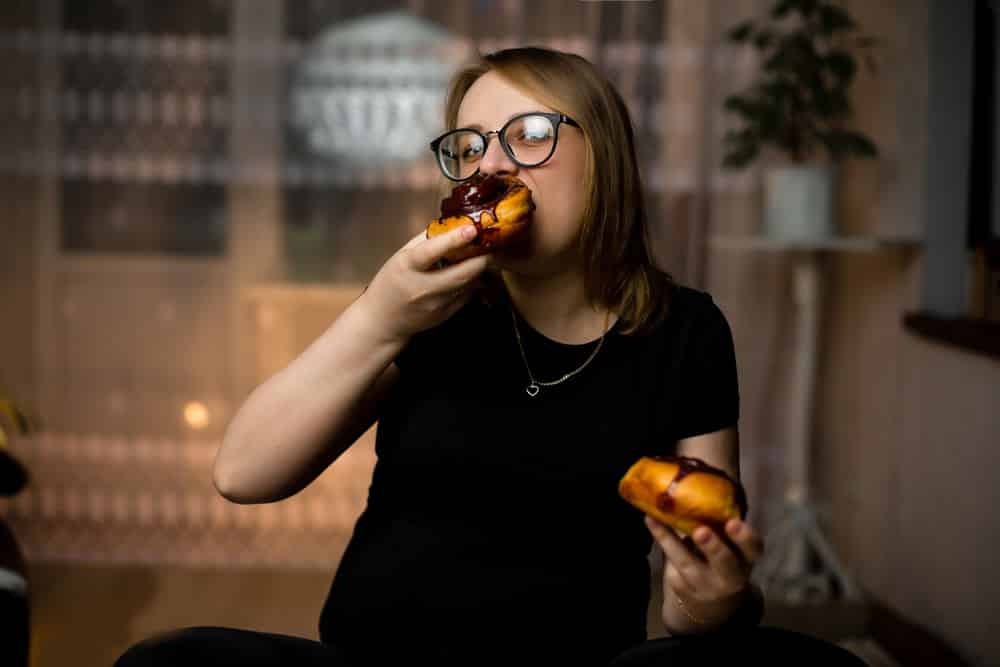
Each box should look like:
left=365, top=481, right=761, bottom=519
left=763, top=165, right=836, bottom=240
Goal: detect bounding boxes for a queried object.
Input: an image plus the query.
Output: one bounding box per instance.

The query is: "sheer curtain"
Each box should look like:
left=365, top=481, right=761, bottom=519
left=0, top=0, right=787, bottom=570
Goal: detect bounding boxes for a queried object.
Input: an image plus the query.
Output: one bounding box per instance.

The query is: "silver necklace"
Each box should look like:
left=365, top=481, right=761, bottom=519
left=510, top=307, right=611, bottom=397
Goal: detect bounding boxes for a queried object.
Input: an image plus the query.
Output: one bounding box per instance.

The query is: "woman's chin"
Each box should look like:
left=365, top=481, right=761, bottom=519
left=493, top=248, right=565, bottom=280
left=490, top=224, right=581, bottom=276
left=491, top=232, right=534, bottom=265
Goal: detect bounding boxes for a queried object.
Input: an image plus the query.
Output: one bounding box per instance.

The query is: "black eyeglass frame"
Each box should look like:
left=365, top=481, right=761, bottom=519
left=429, top=112, right=582, bottom=182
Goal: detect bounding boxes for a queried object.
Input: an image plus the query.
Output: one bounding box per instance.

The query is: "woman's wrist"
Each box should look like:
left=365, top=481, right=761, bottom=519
left=677, top=588, right=745, bottom=628
left=667, top=583, right=763, bottom=635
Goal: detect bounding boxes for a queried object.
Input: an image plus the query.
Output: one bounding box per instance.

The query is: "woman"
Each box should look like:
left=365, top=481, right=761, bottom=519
left=116, top=47, right=863, bottom=666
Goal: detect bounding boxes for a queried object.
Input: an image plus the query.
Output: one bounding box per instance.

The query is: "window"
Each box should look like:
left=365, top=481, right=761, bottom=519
left=905, top=0, right=1000, bottom=358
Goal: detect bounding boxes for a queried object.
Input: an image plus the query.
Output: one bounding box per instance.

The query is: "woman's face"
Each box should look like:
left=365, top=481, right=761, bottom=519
left=455, top=71, right=589, bottom=275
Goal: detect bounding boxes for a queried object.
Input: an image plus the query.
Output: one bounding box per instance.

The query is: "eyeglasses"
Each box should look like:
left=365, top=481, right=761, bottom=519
left=429, top=112, right=581, bottom=182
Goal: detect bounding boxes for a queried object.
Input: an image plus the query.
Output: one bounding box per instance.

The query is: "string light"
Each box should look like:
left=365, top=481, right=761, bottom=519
left=183, top=401, right=209, bottom=430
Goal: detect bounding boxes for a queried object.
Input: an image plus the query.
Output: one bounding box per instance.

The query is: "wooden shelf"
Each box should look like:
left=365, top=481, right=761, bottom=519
left=903, top=312, right=1000, bottom=360
left=709, top=234, right=922, bottom=253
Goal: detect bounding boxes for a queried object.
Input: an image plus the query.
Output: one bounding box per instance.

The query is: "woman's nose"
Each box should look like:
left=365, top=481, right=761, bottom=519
left=477, top=135, right=518, bottom=176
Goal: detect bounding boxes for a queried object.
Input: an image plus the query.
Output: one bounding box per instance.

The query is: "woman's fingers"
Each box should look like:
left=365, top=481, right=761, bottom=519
left=400, top=230, right=429, bottom=251
left=433, top=254, right=490, bottom=290
left=692, top=525, right=748, bottom=592
left=664, top=561, right=695, bottom=597
left=406, top=224, right=478, bottom=271
left=646, top=515, right=765, bottom=600
left=645, top=516, right=708, bottom=587
left=724, top=519, right=765, bottom=563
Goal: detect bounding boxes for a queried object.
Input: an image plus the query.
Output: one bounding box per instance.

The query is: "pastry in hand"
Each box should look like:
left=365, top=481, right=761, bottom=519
left=618, top=455, right=748, bottom=536
left=426, top=173, right=534, bottom=263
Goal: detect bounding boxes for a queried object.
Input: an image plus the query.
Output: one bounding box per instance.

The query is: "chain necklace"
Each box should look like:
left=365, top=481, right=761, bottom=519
left=510, top=306, right=612, bottom=397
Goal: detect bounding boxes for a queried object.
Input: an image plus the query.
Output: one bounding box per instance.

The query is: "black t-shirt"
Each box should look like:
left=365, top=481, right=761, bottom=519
left=318, top=282, right=740, bottom=666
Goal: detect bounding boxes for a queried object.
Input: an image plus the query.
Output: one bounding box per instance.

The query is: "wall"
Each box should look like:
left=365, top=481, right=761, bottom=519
left=826, top=2, right=999, bottom=665
left=706, top=1, right=1000, bottom=664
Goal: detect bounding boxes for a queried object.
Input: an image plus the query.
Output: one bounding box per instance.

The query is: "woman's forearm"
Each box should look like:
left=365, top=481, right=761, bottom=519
left=213, top=296, right=405, bottom=504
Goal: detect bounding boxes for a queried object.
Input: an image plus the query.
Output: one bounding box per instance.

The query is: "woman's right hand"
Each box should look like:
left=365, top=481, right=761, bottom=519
left=355, top=223, right=491, bottom=346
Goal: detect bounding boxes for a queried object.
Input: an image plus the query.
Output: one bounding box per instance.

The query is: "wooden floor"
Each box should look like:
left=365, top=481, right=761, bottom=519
left=25, top=562, right=915, bottom=667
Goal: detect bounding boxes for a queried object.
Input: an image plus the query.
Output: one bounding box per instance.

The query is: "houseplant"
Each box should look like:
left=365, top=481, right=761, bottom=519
left=722, top=0, right=878, bottom=239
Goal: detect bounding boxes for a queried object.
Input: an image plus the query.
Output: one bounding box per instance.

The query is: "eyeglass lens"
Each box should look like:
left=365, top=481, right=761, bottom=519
left=437, top=114, right=558, bottom=180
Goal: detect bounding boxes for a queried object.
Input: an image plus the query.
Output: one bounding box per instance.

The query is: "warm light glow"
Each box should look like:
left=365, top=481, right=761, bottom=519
left=183, top=401, right=210, bottom=430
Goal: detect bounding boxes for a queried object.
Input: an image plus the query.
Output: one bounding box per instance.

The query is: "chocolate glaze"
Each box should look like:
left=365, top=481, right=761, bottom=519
left=651, top=455, right=749, bottom=521
left=440, top=173, right=511, bottom=217
left=436, top=173, right=531, bottom=249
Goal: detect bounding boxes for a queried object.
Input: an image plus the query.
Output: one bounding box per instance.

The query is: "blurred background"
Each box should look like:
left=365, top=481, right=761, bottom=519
left=0, top=1, right=997, bottom=665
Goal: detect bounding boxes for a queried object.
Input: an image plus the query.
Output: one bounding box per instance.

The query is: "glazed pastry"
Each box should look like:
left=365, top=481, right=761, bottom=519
left=618, top=455, right=748, bottom=536
left=426, top=173, right=534, bottom=263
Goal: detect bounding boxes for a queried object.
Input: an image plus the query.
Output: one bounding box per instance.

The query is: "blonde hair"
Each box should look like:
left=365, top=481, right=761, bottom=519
left=443, top=46, right=674, bottom=335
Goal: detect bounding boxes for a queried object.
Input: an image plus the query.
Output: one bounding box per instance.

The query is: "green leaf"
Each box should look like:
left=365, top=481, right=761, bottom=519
left=810, top=82, right=851, bottom=118
left=846, top=131, right=878, bottom=158
left=771, top=0, right=797, bottom=18
left=775, top=126, right=803, bottom=158
left=815, top=128, right=878, bottom=161
left=757, top=80, right=799, bottom=119
left=723, top=95, right=760, bottom=120
left=828, top=88, right=851, bottom=115
left=772, top=0, right=818, bottom=19
left=723, top=126, right=749, bottom=140
left=761, top=79, right=797, bottom=101
left=814, top=128, right=841, bottom=161
left=765, top=33, right=822, bottom=74
left=723, top=127, right=756, bottom=145
left=771, top=0, right=819, bottom=19
left=753, top=30, right=775, bottom=50
left=728, top=20, right=756, bottom=43
left=757, top=106, right=786, bottom=139
left=798, top=0, right=821, bottom=17
left=722, top=126, right=761, bottom=169
left=824, top=50, right=857, bottom=83
left=722, top=142, right=760, bottom=169
left=818, top=4, right=856, bottom=34
left=763, top=47, right=788, bottom=72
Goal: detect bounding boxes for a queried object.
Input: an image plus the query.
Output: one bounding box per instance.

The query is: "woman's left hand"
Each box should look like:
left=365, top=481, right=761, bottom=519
left=645, top=515, right=764, bottom=619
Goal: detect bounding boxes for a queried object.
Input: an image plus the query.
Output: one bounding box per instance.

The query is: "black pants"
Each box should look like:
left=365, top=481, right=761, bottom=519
left=114, top=625, right=867, bottom=666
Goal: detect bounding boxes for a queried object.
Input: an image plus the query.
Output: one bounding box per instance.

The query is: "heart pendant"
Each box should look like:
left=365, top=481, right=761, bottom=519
left=525, top=384, right=540, bottom=397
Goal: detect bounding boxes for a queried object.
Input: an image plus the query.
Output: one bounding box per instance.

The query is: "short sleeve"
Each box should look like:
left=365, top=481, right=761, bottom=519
left=672, top=294, right=740, bottom=440
left=393, top=326, right=432, bottom=374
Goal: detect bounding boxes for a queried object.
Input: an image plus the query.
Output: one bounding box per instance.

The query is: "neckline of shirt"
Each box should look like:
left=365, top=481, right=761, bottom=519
left=511, top=305, right=621, bottom=350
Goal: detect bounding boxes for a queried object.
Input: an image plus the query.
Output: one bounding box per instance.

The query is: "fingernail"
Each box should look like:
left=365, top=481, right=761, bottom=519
left=696, top=529, right=711, bottom=544
left=462, top=226, right=477, bottom=240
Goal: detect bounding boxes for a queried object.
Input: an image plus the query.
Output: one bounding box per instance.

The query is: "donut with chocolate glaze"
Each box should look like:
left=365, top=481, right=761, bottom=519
left=618, top=455, right=748, bottom=536
left=426, top=173, right=534, bottom=263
